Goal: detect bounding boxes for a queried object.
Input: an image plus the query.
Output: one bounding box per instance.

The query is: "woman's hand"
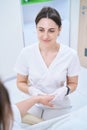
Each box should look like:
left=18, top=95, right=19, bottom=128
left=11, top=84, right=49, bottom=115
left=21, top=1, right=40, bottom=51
left=37, top=95, right=55, bottom=107
left=50, top=86, right=68, bottom=106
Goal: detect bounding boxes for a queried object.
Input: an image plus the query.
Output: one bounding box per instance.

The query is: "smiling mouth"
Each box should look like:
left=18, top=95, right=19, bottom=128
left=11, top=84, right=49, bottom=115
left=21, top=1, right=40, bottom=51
left=43, top=40, right=50, bottom=42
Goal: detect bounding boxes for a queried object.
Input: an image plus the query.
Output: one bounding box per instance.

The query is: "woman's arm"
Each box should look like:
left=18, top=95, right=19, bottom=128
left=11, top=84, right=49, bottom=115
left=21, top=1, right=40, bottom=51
left=16, top=74, right=29, bottom=94
left=16, top=95, right=54, bottom=117
left=67, top=75, right=78, bottom=93
left=16, top=73, right=46, bottom=96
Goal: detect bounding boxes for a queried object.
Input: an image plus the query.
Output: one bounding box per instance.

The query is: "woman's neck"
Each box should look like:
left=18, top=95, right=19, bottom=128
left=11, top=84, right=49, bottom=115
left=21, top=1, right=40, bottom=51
left=39, top=42, right=60, bottom=53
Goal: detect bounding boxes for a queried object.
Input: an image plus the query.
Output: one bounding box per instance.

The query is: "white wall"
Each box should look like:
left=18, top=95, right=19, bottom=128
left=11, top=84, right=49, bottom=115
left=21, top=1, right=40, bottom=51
left=70, top=0, right=80, bottom=50
left=0, top=0, right=24, bottom=80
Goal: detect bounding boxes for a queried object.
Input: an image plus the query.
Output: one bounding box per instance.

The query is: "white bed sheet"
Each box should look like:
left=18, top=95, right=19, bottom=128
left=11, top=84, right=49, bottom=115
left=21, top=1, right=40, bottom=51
left=20, top=105, right=87, bottom=130
left=47, top=105, right=87, bottom=130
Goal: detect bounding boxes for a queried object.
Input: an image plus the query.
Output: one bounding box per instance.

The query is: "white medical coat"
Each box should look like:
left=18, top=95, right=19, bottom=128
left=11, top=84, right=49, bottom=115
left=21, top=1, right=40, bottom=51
left=15, top=43, right=80, bottom=112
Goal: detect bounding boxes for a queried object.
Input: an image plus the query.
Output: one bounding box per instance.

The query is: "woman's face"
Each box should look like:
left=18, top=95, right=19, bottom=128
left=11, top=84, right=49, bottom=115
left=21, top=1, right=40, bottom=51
left=36, top=18, right=61, bottom=46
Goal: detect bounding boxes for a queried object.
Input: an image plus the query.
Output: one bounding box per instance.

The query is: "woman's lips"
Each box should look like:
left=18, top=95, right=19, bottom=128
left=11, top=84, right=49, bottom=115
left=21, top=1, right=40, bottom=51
left=43, top=40, right=50, bottom=43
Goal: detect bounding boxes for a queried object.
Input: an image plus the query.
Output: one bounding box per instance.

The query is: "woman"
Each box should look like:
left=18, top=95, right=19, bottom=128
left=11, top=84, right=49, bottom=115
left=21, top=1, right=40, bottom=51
left=15, top=6, right=80, bottom=120
left=0, top=81, right=54, bottom=130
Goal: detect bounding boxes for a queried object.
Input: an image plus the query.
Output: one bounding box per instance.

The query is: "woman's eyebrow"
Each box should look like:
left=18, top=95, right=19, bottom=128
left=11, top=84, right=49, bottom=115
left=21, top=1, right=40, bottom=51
left=37, top=27, right=56, bottom=30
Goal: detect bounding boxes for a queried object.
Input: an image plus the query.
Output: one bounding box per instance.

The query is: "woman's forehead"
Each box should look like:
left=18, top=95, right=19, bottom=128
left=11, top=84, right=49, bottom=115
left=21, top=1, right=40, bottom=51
left=37, top=18, right=58, bottom=29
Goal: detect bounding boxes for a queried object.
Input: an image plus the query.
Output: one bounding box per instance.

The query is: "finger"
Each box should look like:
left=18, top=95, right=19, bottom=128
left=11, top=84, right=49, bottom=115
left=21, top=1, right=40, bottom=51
left=47, top=102, right=54, bottom=107
left=48, top=95, right=55, bottom=101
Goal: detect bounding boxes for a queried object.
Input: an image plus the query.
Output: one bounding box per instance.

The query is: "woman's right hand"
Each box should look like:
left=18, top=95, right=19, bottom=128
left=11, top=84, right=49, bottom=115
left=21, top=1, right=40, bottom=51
left=37, top=95, right=54, bottom=107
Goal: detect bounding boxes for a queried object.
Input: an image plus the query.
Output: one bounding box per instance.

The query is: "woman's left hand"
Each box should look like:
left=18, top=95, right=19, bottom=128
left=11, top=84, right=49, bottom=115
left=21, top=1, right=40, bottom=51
left=50, top=86, right=68, bottom=104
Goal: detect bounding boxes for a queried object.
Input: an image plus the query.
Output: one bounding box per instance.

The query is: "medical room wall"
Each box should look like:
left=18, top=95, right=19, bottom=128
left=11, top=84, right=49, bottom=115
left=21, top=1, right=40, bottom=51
left=0, top=0, right=24, bottom=80
left=70, top=0, right=80, bottom=50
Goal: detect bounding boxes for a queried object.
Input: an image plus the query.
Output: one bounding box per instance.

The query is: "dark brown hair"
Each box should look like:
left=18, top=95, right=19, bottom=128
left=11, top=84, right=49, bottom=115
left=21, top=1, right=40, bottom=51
left=0, top=81, right=13, bottom=130
left=35, top=6, right=62, bottom=27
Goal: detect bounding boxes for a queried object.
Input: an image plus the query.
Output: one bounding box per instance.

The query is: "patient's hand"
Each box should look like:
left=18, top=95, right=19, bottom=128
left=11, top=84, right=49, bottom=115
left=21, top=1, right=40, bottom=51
left=38, top=95, right=54, bottom=107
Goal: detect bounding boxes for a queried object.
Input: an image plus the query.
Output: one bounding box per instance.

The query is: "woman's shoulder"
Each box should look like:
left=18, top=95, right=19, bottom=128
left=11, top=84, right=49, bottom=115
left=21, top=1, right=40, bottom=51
left=60, top=44, right=77, bottom=55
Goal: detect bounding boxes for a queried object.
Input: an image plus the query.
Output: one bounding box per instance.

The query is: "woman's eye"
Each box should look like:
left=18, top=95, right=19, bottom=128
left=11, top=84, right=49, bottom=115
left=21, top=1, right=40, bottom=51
left=39, top=29, right=44, bottom=32
left=49, top=30, right=55, bottom=32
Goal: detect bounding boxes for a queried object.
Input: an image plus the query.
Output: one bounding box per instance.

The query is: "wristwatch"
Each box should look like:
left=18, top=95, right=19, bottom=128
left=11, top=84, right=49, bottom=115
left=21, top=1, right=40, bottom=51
left=66, top=86, right=71, bottom=95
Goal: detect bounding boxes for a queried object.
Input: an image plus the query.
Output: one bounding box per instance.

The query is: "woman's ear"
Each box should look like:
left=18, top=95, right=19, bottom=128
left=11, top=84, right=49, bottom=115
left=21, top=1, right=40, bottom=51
left=57, top=26, right=62, bottom=36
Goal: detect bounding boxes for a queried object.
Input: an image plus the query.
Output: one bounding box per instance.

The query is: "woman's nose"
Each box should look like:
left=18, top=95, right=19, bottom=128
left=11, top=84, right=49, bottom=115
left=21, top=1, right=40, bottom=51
left=43, top=32, right=49, bottom=39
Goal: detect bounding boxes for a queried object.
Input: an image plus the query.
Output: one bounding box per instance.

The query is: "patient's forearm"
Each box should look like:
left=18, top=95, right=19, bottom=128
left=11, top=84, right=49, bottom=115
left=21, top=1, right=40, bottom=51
left=16, top=97, right=40, bottom=117
left=16, top=95, right=54, bottom=117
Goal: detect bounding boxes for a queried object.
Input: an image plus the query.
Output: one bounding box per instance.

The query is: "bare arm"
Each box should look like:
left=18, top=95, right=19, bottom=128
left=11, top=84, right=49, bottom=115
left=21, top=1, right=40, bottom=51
left=16, top=73, right=46, bottom=96
left=16, top=95, right=54, bottom=117
left=67, top=75, right=78, bottom=93
left=16, top=74, right=29, bottom=94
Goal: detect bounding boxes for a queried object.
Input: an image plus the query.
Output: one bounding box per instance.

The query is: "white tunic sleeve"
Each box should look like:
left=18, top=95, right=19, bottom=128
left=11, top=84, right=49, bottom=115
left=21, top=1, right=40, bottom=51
left=12, top=105, right=22, bottom=130
left=67, top=52, right=81, bottom=76
left=12, top=105, right=21, bottom=122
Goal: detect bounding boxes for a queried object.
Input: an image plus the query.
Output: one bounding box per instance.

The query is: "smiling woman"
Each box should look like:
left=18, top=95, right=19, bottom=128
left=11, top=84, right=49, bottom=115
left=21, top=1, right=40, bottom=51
left=14, top=6, right=80, bottom=120
left=36, top=18, right=61, bottom=47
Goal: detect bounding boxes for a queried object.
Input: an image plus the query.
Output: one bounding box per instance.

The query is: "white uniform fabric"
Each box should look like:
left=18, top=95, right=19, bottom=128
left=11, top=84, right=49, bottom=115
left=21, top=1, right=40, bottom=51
left=12, top=105, right=22, bottom=130
left=14, top=43, right=80, bottom=119
left=12, top=105, right=32, bottom=130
